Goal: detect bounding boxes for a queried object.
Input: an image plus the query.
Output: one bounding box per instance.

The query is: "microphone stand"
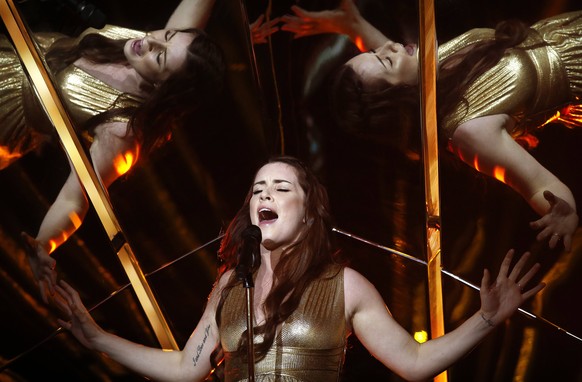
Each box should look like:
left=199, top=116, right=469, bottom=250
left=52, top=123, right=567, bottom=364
left=237, top=268, right=256, bottom=382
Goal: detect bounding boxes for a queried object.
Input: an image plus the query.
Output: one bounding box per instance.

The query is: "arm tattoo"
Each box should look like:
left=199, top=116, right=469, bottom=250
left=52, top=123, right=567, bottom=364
left=192, top=325, right=211, bottom=367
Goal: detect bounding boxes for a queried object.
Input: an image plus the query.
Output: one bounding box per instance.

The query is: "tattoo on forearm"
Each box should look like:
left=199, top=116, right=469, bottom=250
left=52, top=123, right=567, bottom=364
left=192, top=325, right=211, bottom=367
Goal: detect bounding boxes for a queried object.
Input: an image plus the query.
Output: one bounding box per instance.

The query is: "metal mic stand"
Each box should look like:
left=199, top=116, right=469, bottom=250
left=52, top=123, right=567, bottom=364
left=238, top=269, right=256, bottom=382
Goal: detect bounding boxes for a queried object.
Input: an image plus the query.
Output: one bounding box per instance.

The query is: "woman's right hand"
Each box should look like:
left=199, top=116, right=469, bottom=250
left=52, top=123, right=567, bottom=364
left=21, top=232, right=56, bottom=303
left=250, top=14, right=280, bottom=44
left=530, top=190, right=579, bottom=251
left=55, top=280, right=104, bottom=350
left=280, top=0, right=362, bottom=39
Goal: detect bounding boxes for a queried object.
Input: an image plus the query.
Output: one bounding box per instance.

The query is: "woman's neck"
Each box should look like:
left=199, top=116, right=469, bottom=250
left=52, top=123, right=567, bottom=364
left=74, top=57, right=150, bottom=97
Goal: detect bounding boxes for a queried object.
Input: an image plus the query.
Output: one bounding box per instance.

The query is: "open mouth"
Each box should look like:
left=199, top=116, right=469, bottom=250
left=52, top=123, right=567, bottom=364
left=259, top=208, right=278, bottom=223
left=132, top=39, right=143, bottom=56
left=405, top=44, right=416, bottom=56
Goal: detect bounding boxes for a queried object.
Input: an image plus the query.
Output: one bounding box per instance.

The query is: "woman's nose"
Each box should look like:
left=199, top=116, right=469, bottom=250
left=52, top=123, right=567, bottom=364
left=259, top=191, right=272, bottom=201
left=379, top=42, right=399, bottom=54
left=145, top=36, right=165, bottom=50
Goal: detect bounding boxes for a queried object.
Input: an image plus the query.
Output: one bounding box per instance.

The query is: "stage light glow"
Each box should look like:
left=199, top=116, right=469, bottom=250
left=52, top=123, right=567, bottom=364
left=414, top=330, right=428, bottom=343
left=114, top=151, right=136, bottom=176
left=493, top=166, right=506, bottom=183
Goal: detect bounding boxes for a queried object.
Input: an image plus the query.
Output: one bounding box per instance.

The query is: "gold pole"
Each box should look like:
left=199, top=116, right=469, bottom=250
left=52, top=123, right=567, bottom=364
left=0, top=0, right=178, bottom=350
left=417, top=0, right=447, bottom=381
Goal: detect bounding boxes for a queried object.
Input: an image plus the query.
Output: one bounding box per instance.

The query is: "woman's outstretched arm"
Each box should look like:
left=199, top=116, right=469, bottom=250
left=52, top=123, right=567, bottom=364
left=346, top=249, right=545, bottom=382
left=55, top=275, right=224, bottom=382
left=451, top=114, right=578, bottom=251
left=165, top=0, right=217, bottom=31
left=280, top=0, right=390, bottom=51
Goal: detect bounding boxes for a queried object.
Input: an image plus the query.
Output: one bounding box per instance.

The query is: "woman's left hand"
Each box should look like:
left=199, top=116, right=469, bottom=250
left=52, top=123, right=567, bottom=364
left=479, top=249, right=545, bottom=327
left=21, top=232, right=57, bottom=303
left=250, top=14, right=280, bottom=44
left=530, top=190, right=579, bottom=251
left=280, top=0, right=361, bottom=39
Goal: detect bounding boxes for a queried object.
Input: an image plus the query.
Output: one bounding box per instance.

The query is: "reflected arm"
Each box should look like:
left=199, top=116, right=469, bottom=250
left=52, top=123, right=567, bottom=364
left=281, top=0, right=390, bottom=51
left=35, top=122, right=138, bottom=253
left=451, top=114, right=578, bottom=250
left=165, top=0, right=216, bottom=30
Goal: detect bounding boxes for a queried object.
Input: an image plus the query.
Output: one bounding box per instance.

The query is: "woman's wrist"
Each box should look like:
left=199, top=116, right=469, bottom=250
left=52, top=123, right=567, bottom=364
left=479, top=311, right=495, bottom=328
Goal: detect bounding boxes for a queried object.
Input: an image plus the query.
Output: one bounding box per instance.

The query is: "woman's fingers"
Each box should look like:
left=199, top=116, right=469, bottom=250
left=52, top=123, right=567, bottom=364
left=516, top=262, right=541, bottom=291
left=507, top=251, right=531, bottom=281
left=497, top=249, right=515, bottom=279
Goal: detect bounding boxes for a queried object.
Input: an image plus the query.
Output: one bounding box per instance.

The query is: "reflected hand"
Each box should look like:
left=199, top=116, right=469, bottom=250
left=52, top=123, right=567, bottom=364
left=479, top=249, right=545, bottom=326
left=530, top=190, right=579, bottom=251
left=21, top=232, right=56, bottom=303
left=250, top=14, right=280, bottom=44
left=281, top=0, right=361, bottom=39
left=55, top=280, right=103, bottom=349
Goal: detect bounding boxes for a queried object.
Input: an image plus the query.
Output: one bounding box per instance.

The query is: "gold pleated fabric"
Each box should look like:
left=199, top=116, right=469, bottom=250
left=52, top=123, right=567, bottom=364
left=0, top=25, right=143, bottom=169
left=439, top=11, right=582, bottom=141
left=56, top=25, right=144, bottom=127
left=220, top=267, right=346, bottom=382
left=0, top=35, right=53, bottom=169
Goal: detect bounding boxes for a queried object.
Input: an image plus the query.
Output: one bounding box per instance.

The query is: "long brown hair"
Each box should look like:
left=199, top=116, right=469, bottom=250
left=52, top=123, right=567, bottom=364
left=213, top=156, right=340, bottom=362
left=45, top=28, right=225, bottom=156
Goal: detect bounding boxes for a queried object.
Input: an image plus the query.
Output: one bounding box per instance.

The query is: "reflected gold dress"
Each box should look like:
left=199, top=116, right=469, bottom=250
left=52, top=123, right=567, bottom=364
left=0, top=25, right=143, bottom=169
left=439, top=11, right=582, bottom=143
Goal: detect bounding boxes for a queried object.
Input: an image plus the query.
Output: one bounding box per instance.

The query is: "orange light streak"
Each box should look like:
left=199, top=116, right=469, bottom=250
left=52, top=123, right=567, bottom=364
left=493, top=166, right=506, bottom=183
left=114, top=151, right=136, bottom=176
left=473, top=155, right=480, bottom=172
left=541, top=104, right=582, bottom=128
left=48, top=240, right=57, bottom=254
left=0, top=145, right=22, bottom=161
left=69, top=212, right=82, bottom=229
left=354, top=36, right=365, bottom=52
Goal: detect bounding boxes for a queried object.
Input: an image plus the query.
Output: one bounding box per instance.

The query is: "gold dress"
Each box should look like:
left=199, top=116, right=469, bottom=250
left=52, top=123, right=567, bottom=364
left=219, top=267, right=347, bottom=382
left=439, top=11, right=582, bottom=142
left=0, top=25, right=143, bottom=169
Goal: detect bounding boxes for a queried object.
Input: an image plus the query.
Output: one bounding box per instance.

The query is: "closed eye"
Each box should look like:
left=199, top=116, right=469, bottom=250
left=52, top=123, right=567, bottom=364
left=156, top=30, right=176, bottom=67
left=375, top=55, right=387, bottom=69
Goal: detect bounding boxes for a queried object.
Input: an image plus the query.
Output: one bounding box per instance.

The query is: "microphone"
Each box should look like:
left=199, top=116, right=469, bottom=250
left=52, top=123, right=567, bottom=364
left=236, top=225, right=262, bottom=287
left=54, top=0, right=107, bottom=29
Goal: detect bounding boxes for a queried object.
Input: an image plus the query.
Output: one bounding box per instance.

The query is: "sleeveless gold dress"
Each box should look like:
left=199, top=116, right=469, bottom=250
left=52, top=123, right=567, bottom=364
left=439, top=11, right=582, bottom=143
left=219, top=267, right=347, bottom=382
left=0, top=25, right=143, bottom=169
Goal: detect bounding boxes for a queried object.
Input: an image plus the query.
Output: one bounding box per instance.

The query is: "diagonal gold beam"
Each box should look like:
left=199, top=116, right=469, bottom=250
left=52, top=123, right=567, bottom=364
left=418, top=0, right=447, bottom=381
left=0, top=0, right=178, bottom=350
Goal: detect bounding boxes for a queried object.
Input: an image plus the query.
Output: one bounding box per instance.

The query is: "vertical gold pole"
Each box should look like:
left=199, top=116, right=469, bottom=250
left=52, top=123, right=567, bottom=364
left=0, top=0, right=178, bottom=350
left=418, top=0, right=447, bottom=381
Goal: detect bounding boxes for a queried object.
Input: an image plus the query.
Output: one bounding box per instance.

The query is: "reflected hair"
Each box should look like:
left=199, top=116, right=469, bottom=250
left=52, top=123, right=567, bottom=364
left=330, top=64, right=419, bottom=150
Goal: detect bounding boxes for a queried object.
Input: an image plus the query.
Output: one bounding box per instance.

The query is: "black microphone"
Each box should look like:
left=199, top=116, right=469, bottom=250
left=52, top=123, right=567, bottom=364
left=54, top=0, right=107, bottom=29
left=236, top=225, right=262, bottom=287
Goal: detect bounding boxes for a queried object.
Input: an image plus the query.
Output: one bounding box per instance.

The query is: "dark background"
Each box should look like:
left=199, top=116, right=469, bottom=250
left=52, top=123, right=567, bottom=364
left=0, top=0, right=581, bottom=381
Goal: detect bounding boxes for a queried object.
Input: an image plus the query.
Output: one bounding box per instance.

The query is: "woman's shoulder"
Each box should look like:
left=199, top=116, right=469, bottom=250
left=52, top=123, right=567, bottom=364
left=343, top=267, right=375, bottom=292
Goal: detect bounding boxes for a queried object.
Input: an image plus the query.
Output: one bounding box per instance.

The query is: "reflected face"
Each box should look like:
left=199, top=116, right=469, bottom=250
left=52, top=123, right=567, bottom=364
left=124, top=29, right=195, bottom=84
left=250, top=162, right=306, bottom=251
left=346, top=41, right=418, bottom=91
